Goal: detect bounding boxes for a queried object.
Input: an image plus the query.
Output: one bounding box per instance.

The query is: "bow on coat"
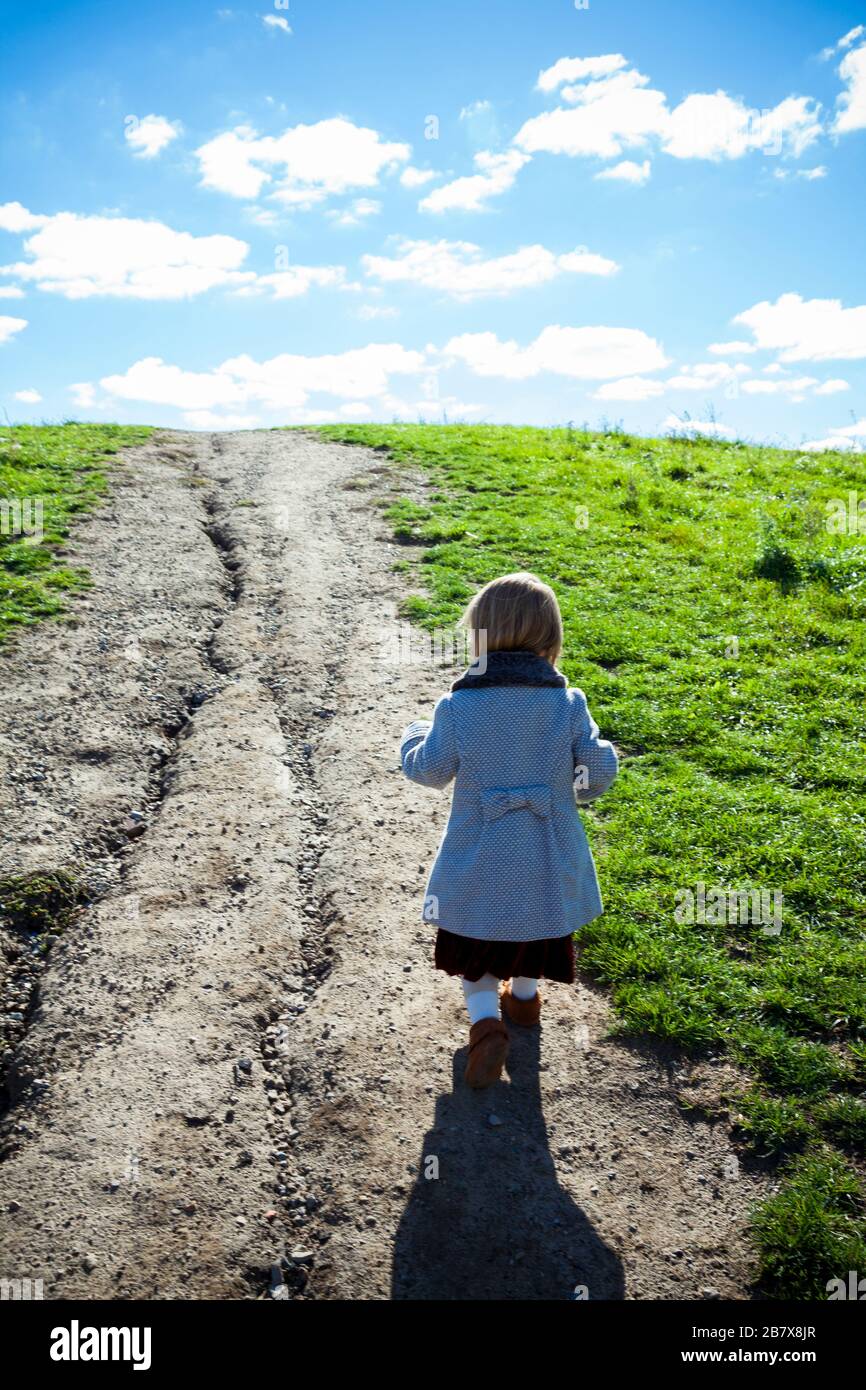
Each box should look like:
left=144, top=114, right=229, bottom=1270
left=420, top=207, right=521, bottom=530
left=480, top=785, right=552, bottom=822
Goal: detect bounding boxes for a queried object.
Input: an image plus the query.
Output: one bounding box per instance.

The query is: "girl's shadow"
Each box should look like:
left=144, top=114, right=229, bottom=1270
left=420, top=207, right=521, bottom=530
left=391, top=1023, right=625, bottom=1300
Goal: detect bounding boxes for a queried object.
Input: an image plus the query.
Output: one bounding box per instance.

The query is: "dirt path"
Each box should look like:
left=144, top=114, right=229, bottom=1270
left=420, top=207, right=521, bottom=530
left=0, top=430, right=766, bottom=1300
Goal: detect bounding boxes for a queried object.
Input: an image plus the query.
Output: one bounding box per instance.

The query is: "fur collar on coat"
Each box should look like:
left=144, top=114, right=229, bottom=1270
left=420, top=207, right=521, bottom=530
left=451, top=649, right=567, bottom=692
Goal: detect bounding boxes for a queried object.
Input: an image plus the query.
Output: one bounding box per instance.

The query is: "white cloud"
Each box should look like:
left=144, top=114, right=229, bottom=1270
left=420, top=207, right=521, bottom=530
left=13, top=388, right=41, bottom=403
left=821, top=25, right=865, bottom=59
left=707, top=340, right=758, bottom=355
left=195, top=118, right=410, bottom=206
left=595, top=158, right=651, bottom=183
left=70, top=382, right=96, bottom=408
left=125, top=114, right=181, bottom=159
left=662, top=414, right=736, bottom=438
left=813, top=378, right=850, bottom=394
left=515, top=68, right=669, bottom=159
left=665, top=93, right=821, bottom=160
left=244, top=206, right=280, bottom=228
left=0, top=206, right=253, bottom=300
left=556, top=249, right=620, bottom=275
left=443, top=325, right=669, bottom=380
left=516, top=56, right=821, bottom=165
left=839, top=25, right=865, bottom=48
left=663, top=362, right=848, bottom=402
left=818, top=417, right=866, bottom=437
left=458, top=100, right=501, bottom=147
left=400, top=166, right=439, bottom=188
left=99, top=344, right=428, bottom=414
left=801, top=417, right=866, bottom=451
left=536, top=55, right=629, bottom=93
left=666, top=361, right=751, bottom=389
left=262, top=14, right=292, bottom=34
left=356, top=303, right=399, bottom=320
left=835, top=41, right=866, bottom=133
left=362, top=238, right=618, bottom=299
left=235, top=264, right=351, bottom=299
left=593, top=376, right=666, bottom=401
left=739, top=375, right=819, bottom=396
left=327, top=197, right=381, bottom=227
left=419, top=150, right=529, bottom=213
left=734, top=292, right=866, bottom=361
left=379, top=393, right=486, bottom=422
left=0, top=201, right=47, bottom=233
left=460, top=99, right=493, bottom=120
left=774, top=164, right=827, bottom=180
left=0, top=286, right=24, bottom=298
left=429, top=50, right=821, bottom=209
left=0, top=315, right=27, bottom=344
left=195, top=129, right=269, bottom=199
left=800, top=435, right=861, bottom=452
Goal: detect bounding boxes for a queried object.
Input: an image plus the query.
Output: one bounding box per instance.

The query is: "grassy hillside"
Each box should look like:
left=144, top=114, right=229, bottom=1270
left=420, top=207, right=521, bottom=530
left=320, top=421, right=866, bottom=1298
left=0, top=424, right=151, bottom=645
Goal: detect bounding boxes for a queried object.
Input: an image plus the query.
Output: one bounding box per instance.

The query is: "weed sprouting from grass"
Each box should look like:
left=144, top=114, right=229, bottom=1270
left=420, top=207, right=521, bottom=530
left=754, top=517, right=802, bottom=589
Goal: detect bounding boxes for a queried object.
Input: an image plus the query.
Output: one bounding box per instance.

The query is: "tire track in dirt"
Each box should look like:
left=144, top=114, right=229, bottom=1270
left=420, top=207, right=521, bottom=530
left=0, top=429, right=767, bottom=1300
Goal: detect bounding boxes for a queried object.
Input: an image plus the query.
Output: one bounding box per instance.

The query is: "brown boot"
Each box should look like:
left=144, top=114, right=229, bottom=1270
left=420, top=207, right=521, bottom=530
left=501, top=981, right=542, bottom=1027
left=464, top=1017, right=509, bottom=1089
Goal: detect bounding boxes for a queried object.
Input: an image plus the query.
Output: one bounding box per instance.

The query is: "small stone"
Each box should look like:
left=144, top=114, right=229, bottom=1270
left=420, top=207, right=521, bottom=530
left=83, top=1254, right=98, bottom=1273
left=488, top=1114, right=503, bottom=1127
left=289, top=1247, right=315, bottom=1264
left=7, top=1200, right=21, bottom=1213
left=701, top=1287, right=722, bottom=1300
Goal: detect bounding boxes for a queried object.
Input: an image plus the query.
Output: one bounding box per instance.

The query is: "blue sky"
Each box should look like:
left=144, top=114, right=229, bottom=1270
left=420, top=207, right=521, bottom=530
left=1, top=0, right=865, bottom=446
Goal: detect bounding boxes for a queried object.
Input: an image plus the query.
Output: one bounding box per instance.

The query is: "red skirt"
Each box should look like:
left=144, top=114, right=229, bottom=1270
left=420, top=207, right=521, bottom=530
left=434, top=928, right=575, bottom=984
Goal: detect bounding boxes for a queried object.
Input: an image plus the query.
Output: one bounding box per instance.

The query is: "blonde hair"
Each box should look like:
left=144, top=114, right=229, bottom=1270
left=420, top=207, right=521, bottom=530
left=461, top=571, right=563, bottom=662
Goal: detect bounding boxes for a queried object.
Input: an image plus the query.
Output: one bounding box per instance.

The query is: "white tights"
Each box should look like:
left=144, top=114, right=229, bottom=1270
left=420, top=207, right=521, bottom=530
left=462, top=973, right=538, bottom=1024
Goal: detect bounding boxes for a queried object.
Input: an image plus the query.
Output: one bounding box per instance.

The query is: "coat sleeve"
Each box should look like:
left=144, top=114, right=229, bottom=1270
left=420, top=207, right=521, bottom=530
left=571, top=688, right=618, bottom=804
left=399, top=696, right=459, bottom=789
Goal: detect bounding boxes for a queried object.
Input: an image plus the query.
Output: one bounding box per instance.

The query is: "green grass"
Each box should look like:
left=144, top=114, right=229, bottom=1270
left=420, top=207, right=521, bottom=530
left=319, top=421, right=866, bottom=1297
left=0, top=423, right=151, bottom=644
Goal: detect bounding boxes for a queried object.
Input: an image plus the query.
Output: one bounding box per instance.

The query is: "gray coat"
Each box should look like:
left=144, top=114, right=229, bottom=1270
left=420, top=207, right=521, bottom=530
left=399, top=651, right=618, bottom=942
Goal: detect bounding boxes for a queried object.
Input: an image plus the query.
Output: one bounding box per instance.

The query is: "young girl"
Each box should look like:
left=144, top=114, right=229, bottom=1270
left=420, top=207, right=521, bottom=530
left=400, top=572, right=618, bottom=1089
